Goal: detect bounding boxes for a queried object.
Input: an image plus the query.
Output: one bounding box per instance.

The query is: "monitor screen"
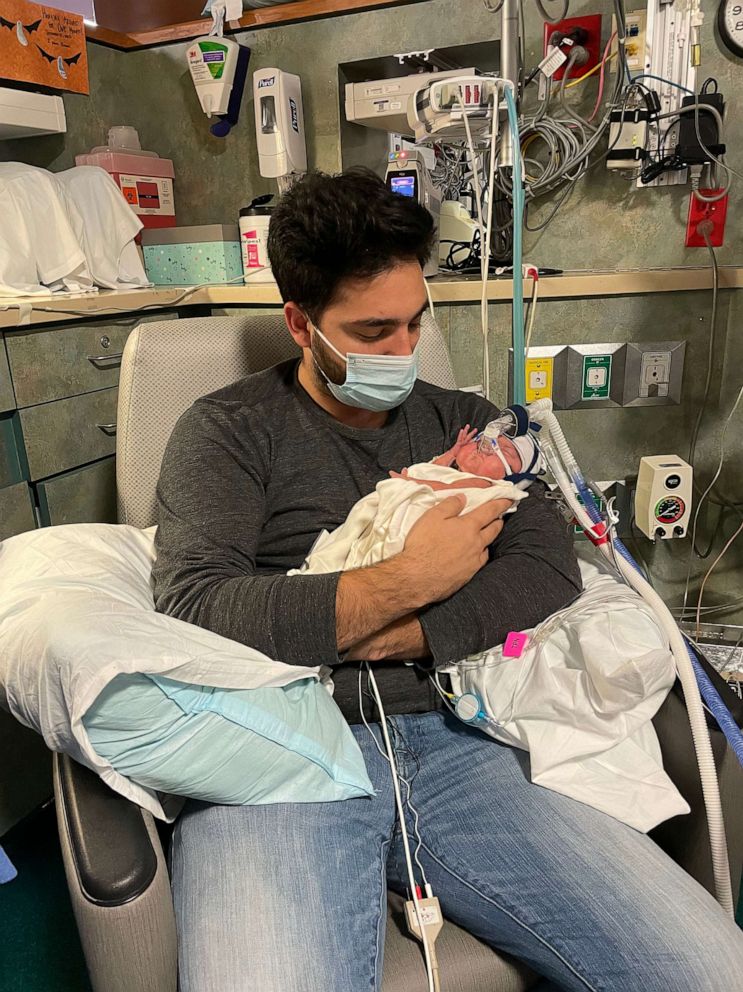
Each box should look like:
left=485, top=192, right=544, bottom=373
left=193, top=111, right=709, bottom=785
left=389, top=174, right=417, bottom=198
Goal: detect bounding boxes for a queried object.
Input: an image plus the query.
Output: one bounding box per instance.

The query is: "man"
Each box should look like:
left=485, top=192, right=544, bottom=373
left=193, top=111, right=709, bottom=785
left=154, top=169, right=743, bottom=990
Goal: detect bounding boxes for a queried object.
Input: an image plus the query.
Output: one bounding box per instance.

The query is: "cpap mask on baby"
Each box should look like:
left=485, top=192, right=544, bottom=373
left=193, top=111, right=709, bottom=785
left=475, top=405, right=545, bottom=487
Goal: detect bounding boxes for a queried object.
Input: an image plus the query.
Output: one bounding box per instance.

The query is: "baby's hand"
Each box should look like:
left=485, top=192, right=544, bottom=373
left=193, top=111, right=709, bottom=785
left=389, top=468, right=410, bottom=479
left=454, top=425, right=478, bottom=451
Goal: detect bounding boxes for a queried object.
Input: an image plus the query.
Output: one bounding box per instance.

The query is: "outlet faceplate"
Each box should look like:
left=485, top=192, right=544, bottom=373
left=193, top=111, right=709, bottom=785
left=686, top=190, right=728, bottom=248
left=543, top=14, right=603, bottom=81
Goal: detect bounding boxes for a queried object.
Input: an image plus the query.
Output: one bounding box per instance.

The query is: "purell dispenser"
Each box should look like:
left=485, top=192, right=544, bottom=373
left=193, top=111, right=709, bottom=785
left=253, top=68, right=307, bottom=187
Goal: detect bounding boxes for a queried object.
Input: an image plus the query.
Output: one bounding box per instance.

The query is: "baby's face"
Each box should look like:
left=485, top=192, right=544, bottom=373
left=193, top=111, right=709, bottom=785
left=456, top=436, right=521, bottom=479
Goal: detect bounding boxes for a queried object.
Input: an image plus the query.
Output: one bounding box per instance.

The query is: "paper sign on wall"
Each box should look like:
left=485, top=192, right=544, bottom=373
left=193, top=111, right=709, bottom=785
left=44, top=1, right=95, bottom=18
left=0, top=0, right=89, bottom=95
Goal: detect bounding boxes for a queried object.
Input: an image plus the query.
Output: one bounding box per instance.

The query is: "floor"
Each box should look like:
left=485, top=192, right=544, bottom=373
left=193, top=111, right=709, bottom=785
left=1, top=802, right=92, bottom=992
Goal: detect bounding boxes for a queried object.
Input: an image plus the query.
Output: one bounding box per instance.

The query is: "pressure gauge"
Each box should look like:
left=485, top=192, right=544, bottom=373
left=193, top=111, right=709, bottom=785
left=654, top=496, right=686, bottom=525
left=718, top=0, right=743, bottom=58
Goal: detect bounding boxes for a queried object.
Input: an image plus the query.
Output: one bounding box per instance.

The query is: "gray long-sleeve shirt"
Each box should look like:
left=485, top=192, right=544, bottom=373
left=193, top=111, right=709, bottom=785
left=153, top=360, right=582, bottom=723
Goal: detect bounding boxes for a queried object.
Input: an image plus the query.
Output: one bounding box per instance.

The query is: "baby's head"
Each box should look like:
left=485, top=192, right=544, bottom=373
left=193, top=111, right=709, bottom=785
left=455, top=435, right=520, bottom=479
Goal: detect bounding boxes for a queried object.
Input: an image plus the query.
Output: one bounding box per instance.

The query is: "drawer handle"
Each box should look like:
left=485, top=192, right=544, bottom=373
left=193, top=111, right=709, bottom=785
left=96, top=423, right=117, bottom=436
left=87, top=353, right=123, bottom=366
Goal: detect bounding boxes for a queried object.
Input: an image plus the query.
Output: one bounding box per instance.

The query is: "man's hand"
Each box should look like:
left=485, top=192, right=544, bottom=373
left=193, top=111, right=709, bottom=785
left=335, top=494, right=510, bottom=652
left=345, top=614, right=429, bottom=662
left=399, top=495, right=510, bottom=604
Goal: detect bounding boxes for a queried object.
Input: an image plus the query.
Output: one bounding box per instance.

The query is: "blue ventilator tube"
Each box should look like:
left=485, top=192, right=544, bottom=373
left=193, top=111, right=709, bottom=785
left=504, top=85, right=525, bottom=406
left=575, top=477, right=743, bottom=767
left=0, top=844, right=17, bottom=884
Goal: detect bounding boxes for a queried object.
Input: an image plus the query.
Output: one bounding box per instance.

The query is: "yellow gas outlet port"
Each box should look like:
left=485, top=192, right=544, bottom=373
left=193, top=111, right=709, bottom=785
left=525, top=356, right=553, bottom=402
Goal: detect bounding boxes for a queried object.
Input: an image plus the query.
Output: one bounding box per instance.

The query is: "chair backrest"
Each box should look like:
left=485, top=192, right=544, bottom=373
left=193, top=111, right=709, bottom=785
left=117, top=312, right=457, bottom=529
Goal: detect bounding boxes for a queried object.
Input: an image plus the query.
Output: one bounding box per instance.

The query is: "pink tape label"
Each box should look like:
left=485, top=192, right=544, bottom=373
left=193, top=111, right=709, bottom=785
left=503, top=631, right=529, bottom=658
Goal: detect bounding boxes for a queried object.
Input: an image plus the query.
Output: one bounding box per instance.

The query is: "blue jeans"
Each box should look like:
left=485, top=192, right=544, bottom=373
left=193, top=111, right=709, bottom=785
left=171, top=710, right=743, bottom=991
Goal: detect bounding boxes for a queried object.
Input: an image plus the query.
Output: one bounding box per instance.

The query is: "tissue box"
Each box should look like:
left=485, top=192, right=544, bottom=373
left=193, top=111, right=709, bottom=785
left=141, top=225, right=242, bottom=285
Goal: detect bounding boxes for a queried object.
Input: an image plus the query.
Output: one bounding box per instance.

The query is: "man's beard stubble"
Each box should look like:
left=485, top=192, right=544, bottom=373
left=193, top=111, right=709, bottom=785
left=309, top=330, right=347, bottom=395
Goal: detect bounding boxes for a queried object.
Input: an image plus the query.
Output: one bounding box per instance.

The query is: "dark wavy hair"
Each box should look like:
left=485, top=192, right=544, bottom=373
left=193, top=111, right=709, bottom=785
left=267, top=167, right=436, bottom=320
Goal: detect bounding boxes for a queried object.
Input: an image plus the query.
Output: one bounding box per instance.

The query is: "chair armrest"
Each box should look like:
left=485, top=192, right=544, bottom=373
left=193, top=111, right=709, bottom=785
left=54, top=753, right=177, bottom=992
left=55, top=751, right=158, bottom=906
left=651, top=686, right=743, bottom=902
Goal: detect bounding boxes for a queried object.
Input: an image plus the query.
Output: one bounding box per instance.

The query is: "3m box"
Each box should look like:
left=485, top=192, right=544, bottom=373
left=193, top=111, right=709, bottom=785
left=141, top=225, right=242, bottom=285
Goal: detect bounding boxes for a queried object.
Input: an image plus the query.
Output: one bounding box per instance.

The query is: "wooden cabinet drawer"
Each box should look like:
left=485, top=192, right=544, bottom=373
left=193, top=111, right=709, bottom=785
left=0, top=481, right=36, bottom=540
left=5, top=313, right=176, bottom=408
left=0, top=414, right=27, bottom=489
left=0, top=338, right=14, bottom=413
left=37, top=456, right=116, bottom=526
left=19, top=387, right=118, bottom=481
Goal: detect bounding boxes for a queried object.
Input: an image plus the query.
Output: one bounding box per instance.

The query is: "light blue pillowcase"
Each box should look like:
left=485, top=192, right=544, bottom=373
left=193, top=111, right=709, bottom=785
left=83, top=673, right=374, bottom=805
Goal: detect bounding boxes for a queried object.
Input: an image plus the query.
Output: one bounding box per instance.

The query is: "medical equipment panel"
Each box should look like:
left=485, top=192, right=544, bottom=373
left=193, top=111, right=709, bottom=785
left=345, top=68, right=477, bottom=138
left=635, top=455, right=693, bottom=539
left=385, top=150, right=441, bottom=278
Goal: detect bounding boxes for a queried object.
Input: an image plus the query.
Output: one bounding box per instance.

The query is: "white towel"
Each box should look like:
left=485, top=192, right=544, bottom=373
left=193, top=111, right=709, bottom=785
left=53, top=166, right=150, bottom=290
left=0, top=162, right=95, bottom=296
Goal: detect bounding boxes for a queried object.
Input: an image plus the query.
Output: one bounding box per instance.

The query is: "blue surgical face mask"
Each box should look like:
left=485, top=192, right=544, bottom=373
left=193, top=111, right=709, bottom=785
left=310, top=323, right=419, bottom=412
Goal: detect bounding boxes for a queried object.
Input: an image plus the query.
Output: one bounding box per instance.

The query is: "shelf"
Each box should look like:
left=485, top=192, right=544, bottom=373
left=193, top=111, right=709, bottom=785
left=86, top=0, right=425, bottom=50
left=1, top=267, right=740, bottom=330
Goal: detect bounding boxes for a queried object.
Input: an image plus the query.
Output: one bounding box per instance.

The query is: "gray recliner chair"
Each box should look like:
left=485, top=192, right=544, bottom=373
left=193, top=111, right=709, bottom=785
left=52, top=314, right=743, bottom=992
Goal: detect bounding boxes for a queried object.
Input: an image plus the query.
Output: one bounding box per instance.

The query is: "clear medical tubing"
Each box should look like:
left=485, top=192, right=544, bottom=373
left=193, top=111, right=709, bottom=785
left=552, top=427, right=743, bottom=772
left=584, top=493, right=743, bottom=767
left=529, top=399, right=735, bottom=917
left=504, top=85, right=526, bottom=406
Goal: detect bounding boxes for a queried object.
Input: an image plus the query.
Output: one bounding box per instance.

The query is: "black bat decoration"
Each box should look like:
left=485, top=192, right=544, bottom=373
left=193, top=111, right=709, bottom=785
left=36, top=44, right=82, bottom=67
left=0, top=17, right=42, bottom=32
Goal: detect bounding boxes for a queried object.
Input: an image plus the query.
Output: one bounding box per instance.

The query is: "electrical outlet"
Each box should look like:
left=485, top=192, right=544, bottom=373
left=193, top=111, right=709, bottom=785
left=686, top=191, right=728, bottom=248
left=543, top=14, right=602, bottom=81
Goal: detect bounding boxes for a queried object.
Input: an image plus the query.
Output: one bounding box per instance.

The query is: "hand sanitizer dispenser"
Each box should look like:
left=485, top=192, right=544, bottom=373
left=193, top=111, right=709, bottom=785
left=186, top=35, right=250, bottom=137
left=253, top=68, right=307, bottom=184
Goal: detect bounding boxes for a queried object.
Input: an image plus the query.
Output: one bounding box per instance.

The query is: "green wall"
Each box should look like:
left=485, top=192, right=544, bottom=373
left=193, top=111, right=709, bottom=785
left=5, top=0, right=743, bottom=265
left=2, top=0, right=742, bottom=621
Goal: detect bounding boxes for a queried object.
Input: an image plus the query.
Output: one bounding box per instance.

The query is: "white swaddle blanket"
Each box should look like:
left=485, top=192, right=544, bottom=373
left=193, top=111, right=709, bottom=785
left=290, top=463, right=526, bottom=575
left=292, top=465, right=688, bottom=831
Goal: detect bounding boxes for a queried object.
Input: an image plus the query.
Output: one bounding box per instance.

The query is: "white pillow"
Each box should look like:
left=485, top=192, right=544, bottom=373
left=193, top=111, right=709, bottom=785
left=0, top=524, right=370, bottom=818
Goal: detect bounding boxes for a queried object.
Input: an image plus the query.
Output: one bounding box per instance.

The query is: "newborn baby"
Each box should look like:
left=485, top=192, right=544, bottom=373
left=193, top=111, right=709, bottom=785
left=290, top=418, right=540, bottom=576
left=391, top=424, right=538, bottom=491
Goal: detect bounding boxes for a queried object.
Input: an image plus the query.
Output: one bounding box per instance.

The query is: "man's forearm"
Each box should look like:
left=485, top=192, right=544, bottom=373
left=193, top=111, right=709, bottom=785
left=345, top=613, right=429, bottom=662
left=336, top=556, right=429, bottom=652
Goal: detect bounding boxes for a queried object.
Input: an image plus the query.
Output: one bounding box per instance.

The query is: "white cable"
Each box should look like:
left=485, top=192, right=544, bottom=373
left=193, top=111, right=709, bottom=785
left=524, top=275, right=539, bottom=356
left=481, top=97, right=500, bottom=399
left=358, top=670, right=429, bottom=885
left=460, top=97, right=488, bottom=401
left=366, top=666, right=435, bottom=992
left=1, top=273, right=250, bottom=322
left=424, top=278, right=436, bottom=322
left=683, top=381, right=743, bottom=614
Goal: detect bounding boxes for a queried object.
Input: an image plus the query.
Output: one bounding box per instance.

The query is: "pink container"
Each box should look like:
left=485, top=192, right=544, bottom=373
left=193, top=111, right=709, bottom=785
left=75, top=149, right=176, bottom=229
